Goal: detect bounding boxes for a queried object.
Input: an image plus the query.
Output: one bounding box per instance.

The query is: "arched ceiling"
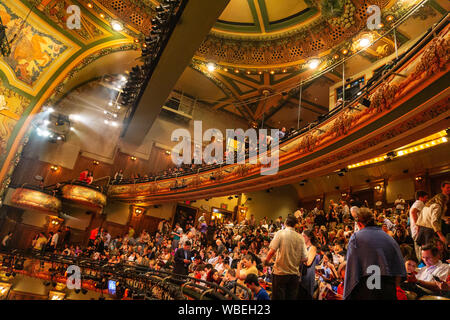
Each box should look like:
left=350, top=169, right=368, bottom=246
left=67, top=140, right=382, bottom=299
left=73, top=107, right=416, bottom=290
left=214, top=0, right=318, bottom=37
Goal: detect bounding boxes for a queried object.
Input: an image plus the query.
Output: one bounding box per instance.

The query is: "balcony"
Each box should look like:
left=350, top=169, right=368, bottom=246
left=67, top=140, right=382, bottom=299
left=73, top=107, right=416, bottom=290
left=109, top=19, right=449, bottom=205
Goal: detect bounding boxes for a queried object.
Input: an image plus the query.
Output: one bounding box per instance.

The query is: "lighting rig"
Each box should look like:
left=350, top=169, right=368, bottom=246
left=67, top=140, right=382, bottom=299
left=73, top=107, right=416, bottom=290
left=120, top=0, right=184, bottom=130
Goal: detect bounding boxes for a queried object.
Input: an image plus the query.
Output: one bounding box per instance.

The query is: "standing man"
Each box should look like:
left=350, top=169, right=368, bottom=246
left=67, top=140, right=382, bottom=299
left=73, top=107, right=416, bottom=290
left=344, top=208, right=406, bottom=300
left=173, top=241, right=192, bottom=276
left=264, top=215, right=307, bottom=300
left=409, top=191, right=429, bottom=260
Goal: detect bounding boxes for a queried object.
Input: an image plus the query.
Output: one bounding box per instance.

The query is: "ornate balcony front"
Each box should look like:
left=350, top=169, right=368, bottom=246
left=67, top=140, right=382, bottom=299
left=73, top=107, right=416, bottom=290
left=61, top=183, right=107, bottom=213
left=10, top=187, right=61, bottom=215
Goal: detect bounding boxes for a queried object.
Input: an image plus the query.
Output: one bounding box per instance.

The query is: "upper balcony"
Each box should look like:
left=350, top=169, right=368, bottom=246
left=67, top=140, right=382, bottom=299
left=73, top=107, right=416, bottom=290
left=108, top=18, right=450, bottom=205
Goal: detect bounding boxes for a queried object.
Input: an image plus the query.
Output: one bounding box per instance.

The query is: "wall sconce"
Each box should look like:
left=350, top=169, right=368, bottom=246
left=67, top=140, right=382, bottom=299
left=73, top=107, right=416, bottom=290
left=316, top=198, right=321, bottom=202
left=374, top=185, right=382, bottom=191
left=130, top=156, right=137, bottom=161
left=415, top=176, right=424, bottom=183
left=133, top=206, right=144, bottom=216
left=50, top=165, right=58, bottom=172
left=93, top=160, right=100, bottom=165
left=165, top=150, right=171, bottom=155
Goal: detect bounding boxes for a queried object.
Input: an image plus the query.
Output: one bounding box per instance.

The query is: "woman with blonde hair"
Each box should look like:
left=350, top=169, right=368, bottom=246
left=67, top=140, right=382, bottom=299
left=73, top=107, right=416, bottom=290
left=416, top=193, right=448, bottom=247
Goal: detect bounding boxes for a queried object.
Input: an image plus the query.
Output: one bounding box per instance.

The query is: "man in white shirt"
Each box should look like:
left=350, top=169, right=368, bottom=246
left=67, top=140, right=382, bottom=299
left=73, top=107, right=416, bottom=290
left=409, top=191, right=429, bottom=260
left=404, top=243, right=449, bottom=297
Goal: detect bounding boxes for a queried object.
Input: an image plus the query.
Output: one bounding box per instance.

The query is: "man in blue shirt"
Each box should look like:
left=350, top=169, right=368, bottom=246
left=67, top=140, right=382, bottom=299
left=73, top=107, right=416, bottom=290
left=344, top=208, right=406, bottom=300
left=245, top=273, right=270, bottom=300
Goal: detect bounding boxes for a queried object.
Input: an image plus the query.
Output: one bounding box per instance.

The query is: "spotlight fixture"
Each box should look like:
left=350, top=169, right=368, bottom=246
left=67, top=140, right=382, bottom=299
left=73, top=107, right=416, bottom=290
left=111, top=20, right=123, bottom=32
left=374, top=185, right=381, bottom=191
left=93, top=160, right=100, bottom=165
left=234, top=195, right=239, bottom=198
left=386, top=15, right=394, bottom=22
left=206, top=62, right=216, bottom=72
left=308, top=58, right=320, bottom=70
left=50, top=165, right=59, bottom=172
left=359, top=37, right=371, bottom=48
left=130, top=156, right=137, bottom=161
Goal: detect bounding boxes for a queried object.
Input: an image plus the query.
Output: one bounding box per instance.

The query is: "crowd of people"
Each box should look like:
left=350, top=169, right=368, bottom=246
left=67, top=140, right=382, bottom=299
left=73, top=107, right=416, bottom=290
left=8, top=181, right=449, bottom=300
left=110, top=128, right=297, bottom=185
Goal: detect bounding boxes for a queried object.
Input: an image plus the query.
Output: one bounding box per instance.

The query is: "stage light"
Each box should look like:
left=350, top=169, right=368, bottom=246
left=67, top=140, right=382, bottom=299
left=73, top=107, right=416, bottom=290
left=111, top=21, right=123, bottom=32
left=206, top=63, right=216, bottom=72
left=69, top=114, right=82, bottom=121
left=308, top=59, right=320, bottom=70
left=359, top=37, right=371, bottom=48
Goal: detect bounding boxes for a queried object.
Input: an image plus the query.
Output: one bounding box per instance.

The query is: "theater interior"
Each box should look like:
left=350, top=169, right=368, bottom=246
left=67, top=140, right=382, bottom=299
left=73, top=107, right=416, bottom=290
left=0, top=0, right=448, bottom=301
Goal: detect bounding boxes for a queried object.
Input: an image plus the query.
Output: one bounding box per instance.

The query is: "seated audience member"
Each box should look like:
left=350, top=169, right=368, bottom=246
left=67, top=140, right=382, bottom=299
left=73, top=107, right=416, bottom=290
left=79, top=169, right=89, bottom=182
left=237, top=254, right=259, bottom=280
left=402, top=243, right=449, bottom=297
left=245, top=273, right=270, bottom=300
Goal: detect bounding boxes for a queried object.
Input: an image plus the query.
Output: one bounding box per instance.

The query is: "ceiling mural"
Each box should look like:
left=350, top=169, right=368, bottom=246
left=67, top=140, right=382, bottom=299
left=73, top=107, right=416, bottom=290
left=0, top=1, right=78, bottom=93
left=0, top=0, right=140, bottom=192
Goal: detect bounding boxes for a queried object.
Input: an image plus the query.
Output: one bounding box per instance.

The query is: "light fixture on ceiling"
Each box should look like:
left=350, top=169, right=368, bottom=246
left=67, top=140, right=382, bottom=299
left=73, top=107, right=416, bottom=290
left=206, top=62, right=216, bottom=72
left=270, top=70, right=275, bottom=75
left=308, top=58, right=320, bottom=70
left=359, top=37, right=371, bottom=48
left=111, top=20, right=123, bottom=32
left=99, top=13, right=105, bottom=19
left=234, top=69, right=240, bottom=73
left=69, top=114, right=81, bottom=122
